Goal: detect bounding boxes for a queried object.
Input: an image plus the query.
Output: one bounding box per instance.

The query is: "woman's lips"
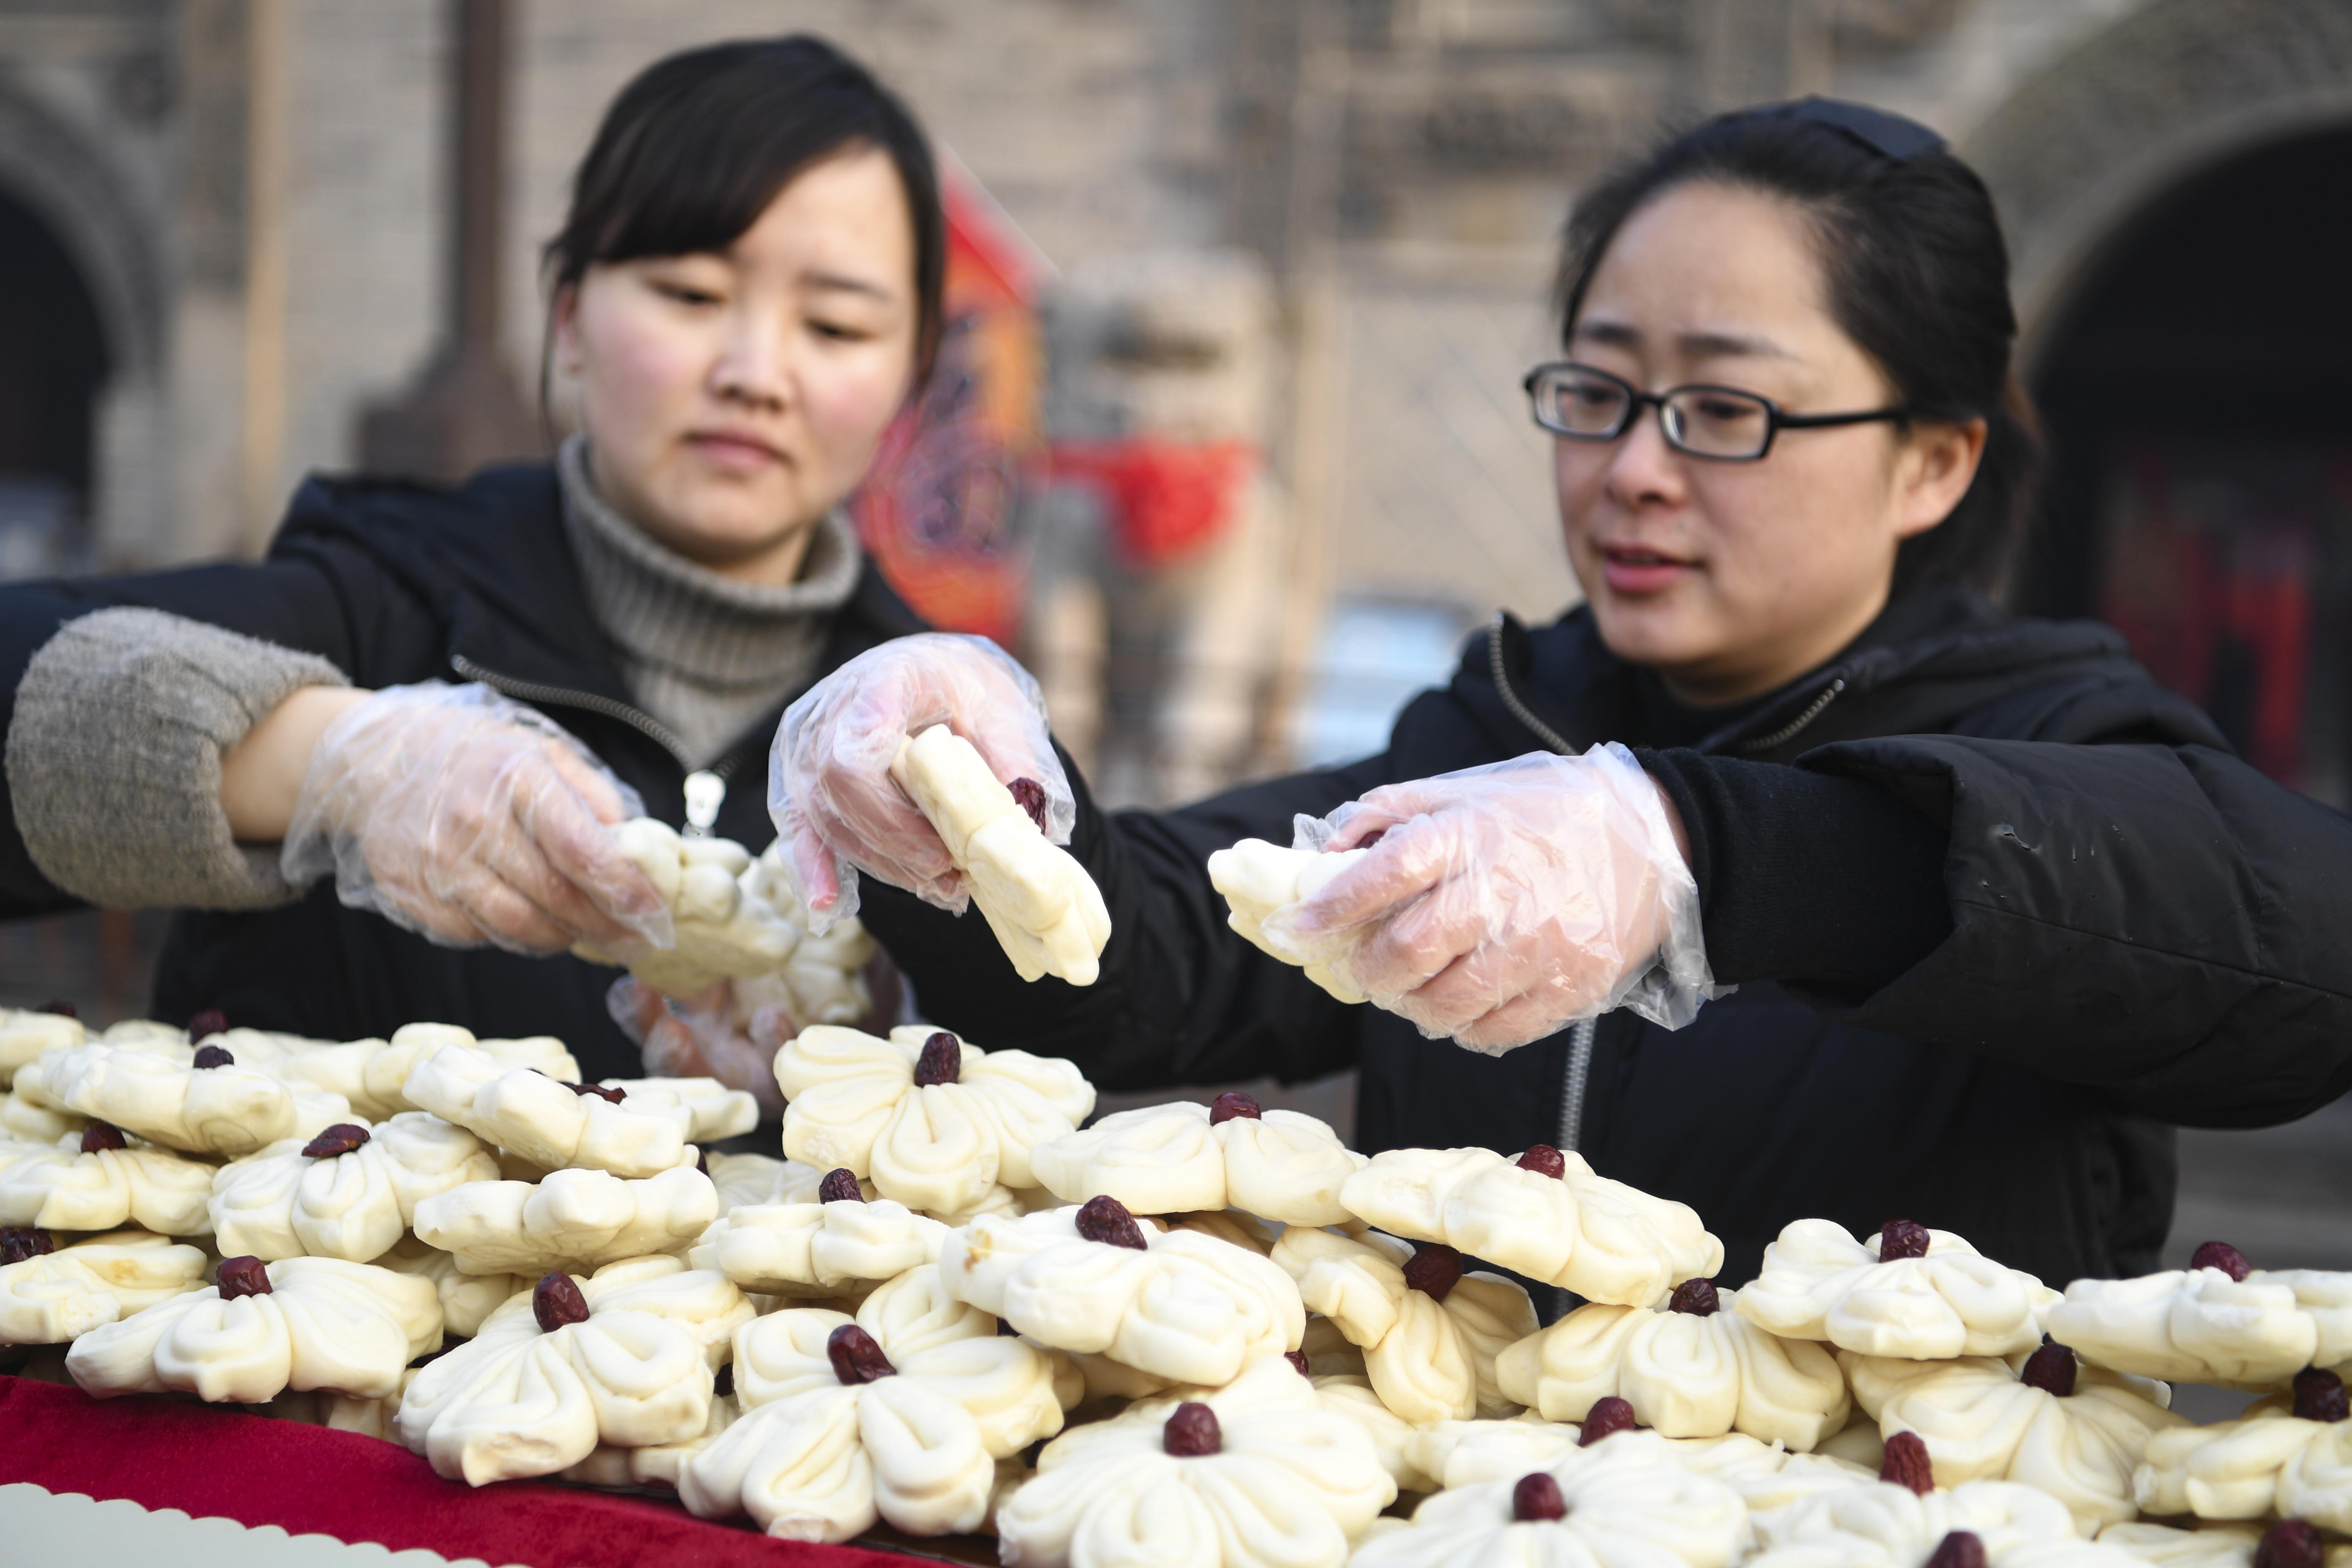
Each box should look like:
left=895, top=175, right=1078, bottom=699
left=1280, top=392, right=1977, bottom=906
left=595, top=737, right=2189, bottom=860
left=686, top=431, right=786, bottom=472
left=1598, top=544, right=1697, bottom=596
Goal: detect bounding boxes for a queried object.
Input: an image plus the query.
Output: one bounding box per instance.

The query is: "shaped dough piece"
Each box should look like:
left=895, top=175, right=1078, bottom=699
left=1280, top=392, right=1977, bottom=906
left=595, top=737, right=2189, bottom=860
left=411, top=1164, right=719, bottom=1275
left=1738, top=1218, right=2057, bottom=1360
left=0, top=1228, right=210, bottom=1345
left=359, top=1024, right=578, bottom=1120
left=1340, top=1144, right=1721, bottom=1309
left=995, top=1355, right=1396, bottom=1568
left=939, top=1203, right=1304, bottom=1386
left=2047, top=1266, right=2352, bottom=1388
left=705, top=1151, right=859, bottom=1210
left=1272, top=1225, right=1536, bottom=1423
left=567, top=1392, right=742, bottom=1491
left=209, top=1113, right=499, bottom=1262
left=2099, top=1522, right=2352, bottom=1568
left=2132, top=1394, right=2352, bottom=1531
left=573, top=820, right=803, bottom=996
left=682, top=1264, right=1064, bottom=1541
left=401, top=1039, right=691, bottom=1177
left=66, top=1254, right=442, bottom=1403
left=1497, top=1285, right=1851, bottom=1449
left=0, top=1129, right=218, bottom=1235
left=773, top=1024, right=1094, bottom=1213
left=891, top=724, right=1109, bottom=985
left=251, top=1371, right=416, bottom=1443
left=0, top=1007, right=85, bottom=1087
left=0, top=1087, right=82, bottom=1143
left=1207, top=837, right=1372, bottom=1004
left=396, top=1255, right=751, bottom=1485
left=1353, top=1417, right=1749, bottom=1568
left=591, top=1076, right=759, bottom=1143
left=1752, top=1478, right=2140, bottom=1568
left=1843, top=1349, right=2184, bottom=1532
left=1312, top=1370, right=1441, bottom=1494
left=689, top=1195, right=950, bottom=1298
left=39, top=1042, right=350, bottom=1158
left=371, top=1233, right=525, bottom=1338
left=1032, top=1097, right=1368, bottom=1227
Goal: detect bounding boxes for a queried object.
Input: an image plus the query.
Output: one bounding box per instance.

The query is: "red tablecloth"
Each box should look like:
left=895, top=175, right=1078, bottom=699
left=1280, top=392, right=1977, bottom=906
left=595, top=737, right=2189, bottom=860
left=0, top=1374, right=929, bottom=1567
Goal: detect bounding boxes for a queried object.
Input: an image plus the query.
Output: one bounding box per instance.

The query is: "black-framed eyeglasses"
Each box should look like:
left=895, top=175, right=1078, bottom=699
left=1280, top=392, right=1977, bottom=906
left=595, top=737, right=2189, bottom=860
left=1522, top=361, right=1909, bottom=462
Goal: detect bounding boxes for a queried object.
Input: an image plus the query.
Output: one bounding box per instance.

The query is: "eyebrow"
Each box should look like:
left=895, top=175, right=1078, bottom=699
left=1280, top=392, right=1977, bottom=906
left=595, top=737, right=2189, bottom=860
left=799, top=269, right=896, bottom=301
left=1571, top=319, right=1797, bottom=361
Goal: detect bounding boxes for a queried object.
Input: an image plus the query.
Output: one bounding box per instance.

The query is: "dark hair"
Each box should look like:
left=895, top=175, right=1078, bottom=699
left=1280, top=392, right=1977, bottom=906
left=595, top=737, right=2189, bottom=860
left=544, top=35, right=946, bottom=393
left=1553, top=105, right=2042, bottom=597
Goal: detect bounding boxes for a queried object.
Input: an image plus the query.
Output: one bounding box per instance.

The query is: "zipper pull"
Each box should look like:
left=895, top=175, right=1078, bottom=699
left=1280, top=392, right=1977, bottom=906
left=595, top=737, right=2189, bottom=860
left=682, top=770, right=726, bottom=838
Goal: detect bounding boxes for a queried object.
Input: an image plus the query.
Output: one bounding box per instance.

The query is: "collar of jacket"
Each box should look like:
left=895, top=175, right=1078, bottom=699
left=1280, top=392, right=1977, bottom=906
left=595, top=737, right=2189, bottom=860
left=1472, top=585, right=2183, bottom=762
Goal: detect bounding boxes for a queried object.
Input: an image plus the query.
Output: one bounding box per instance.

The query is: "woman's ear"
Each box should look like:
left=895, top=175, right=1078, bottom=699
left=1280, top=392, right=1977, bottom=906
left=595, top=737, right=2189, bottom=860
left=1893, top=416, right=1988, bottom=541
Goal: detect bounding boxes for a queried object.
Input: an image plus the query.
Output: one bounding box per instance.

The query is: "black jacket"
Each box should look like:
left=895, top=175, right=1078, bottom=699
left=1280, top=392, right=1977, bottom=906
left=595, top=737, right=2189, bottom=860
left=856, top=588, right=2352, bottom=1288
left=0, top=463, right=924, bottom=1078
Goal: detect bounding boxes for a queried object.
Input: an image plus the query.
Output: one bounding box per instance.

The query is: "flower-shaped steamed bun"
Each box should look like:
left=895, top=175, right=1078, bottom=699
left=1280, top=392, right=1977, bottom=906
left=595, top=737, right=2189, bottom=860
left=773, top=1024, right=1094, bottom=1214
left=0, top=1227, right=210, bottom=1344
left=401, top=1038, right=694, bottom=1177
left=0, top=1126, right=218, bottom=1234
left=397, top=1255, right=751, bottom=1484
left=357, top=1023, right=577, bottom=1120
left=994, top=1355, right=1397, bottom=1568
left=689, top=1178, right=950, bottom=1299
left=738, top=844, right=880, bottom=1026
left=1842, top=1342, right=2186, bottom=1531
left=38, top=1041, right=350, bottom=1157
left=1738, top=1219, right=2057, bottom=1360
left=2132, top=1369, right=2352, bottom=1531
left=209, top=1113, right=498, bottom=1263
left=1031, top=1090, right=1367, bottom=1226
left=371, top=1233, right=525, bottom=1337
left=892, top=724, right=1110, bottom=986
left=410, top=1164, right=719, bottom=1275
left=2100, top=1522, right=2352, bottom=1568
left=941, top=1198, right=1303, bottom=1386
left=704, top=1150, right=880, bottom=1211
left=681, top=1264, right=1065, bottom=1541
left=1352, top=1419, right=1750, bottom=1568
left=572, top=819, right=802, bottom=997
left=591, top=1076, right=759, bottom=1143
left=1340, top=1143, right=1722, bottom=1309
left=1498, top=1277, right=1851, bottom=1448
left=2045, top=1244, right=2352, bottom=1388
left=66, top=1253, right=441, bottom=1403
left=1751, top=1476, right=2127, bottom=1568
left=1309, top=1369, right=1442, bottom=1494
left=0, top=1005, right=84, bottom=1086
left=0, top=1084, right=82, bottom=1143
left=1207, top=837, right=1372, bottom=1004
left=1272, top=1224, right=1536, bottom=1423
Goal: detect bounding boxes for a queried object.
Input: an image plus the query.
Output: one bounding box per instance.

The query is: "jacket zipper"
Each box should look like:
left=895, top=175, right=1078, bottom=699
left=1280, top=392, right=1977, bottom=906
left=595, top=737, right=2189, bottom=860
left=1558, top=1016, right=1596, bottom=1153
left=1738, top=677, right=1846, bottom=753
left=449, top=653, right=743, bottom=833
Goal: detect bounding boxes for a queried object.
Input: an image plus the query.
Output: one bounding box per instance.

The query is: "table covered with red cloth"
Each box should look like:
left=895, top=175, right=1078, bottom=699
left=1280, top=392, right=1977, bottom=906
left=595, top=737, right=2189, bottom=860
left=0, top=1373, right=946, bottom=1567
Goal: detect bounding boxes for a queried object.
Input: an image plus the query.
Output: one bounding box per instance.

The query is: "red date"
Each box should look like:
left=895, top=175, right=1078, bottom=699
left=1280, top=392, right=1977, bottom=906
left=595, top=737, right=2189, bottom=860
left=1162, top=1401, right=1222, bottom=1456
left=1667, top=1279, right=1720, bottom=1317
left=913, top=1032, right=963, bottom=1087
left=1209, top=1091, right=1262, bottom=1124
left=2190, top=1241, right=2253, bottom=1282
left=1008, top=778, right=1051, bottom=833
left=1580, top=1395, right=1637, bottom=1446
left=217, top=1256, right=273, bottom=1299
left=1512, top=1472, right=1567, bottom=1522
left=2020, top=1339, right=2077, bottom=1398
left=1880, top=1429, right=1935, bottom=1494
left=0, top=1227, right=53, bottom=1266
left=534, top=1272, right=590, bottom=1332
left=2291, top=1368, right=2347, bottom=1423
left=818, top=1168, right=866, bottom=1203
left=2256, top=1521, right=2325, bottom=1568
left=1925, top=1531, right=1986, bottom=1568
left=1075, top=1195, right=1148, bottom=1250
left=80, top=1122, right=127, bottom=1154
left=301, top=1124, right=372, bottom=1160
left=1284, top=1350, right=1310, bottom=1375
left=1516, top=1145, right=1566, bottom=1179
left=1402, top=1243, right=1464, bottom=1302
left=828, top=1323, right=897, bottom=1384
left=191, top=1044, right=235, bottom=1070
left=1879, top=1220, right=1931, bottom=1260
left=569, top=1081, right=626, bottom=1103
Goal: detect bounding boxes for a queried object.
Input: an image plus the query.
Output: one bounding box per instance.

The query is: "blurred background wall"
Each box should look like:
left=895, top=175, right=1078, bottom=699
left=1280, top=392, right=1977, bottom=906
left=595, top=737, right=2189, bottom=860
left=0, top=0, right=2345, bottom=1266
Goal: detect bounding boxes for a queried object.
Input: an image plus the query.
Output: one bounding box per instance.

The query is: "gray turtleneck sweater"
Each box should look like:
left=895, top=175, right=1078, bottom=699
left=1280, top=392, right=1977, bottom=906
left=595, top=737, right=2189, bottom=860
left=5, top=446, right=863, bottom=909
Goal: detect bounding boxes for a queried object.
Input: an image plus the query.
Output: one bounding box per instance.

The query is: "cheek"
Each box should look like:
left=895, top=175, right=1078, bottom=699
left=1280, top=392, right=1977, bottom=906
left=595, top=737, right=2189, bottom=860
left=578, top=302, right=708, bottom=443
left=800, top=350, right=908, bottom=463
left=1552, top=446, right=1609, bottom=536
left=1704, top=447, right=1891, bottom=598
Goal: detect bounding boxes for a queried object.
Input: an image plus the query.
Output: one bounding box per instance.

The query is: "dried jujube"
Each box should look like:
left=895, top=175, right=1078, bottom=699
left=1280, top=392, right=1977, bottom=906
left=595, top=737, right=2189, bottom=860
left=1581, top=1396, right=1636, bottom=1446
left=191, top=1044, right=235, bottom=1070
left=2256, top=1521, right=2325, bottom=1568
left=1162, top=1401, right=1221, bottom=1457
left=1075, top=1194, right=1147, bottom=1250
left=1880, top=1429, right=1935, bottom=1494
left=2191, top=1240, right=2254, bottom=1281
left=1402, top=1242, right=1464, bottom=1301
left=912, top=1031, right=962, bottom=1087
left=1512, top=1471, right=1567, bottom=1522
left=1284, top=1350, right=1310, bottom=1375
left=533, top=1272, right=590, bottom=1332
left=186, top=1008, right=227, bottom=1040
left=217, top=1255, right=273, bottom=1300
left=1209, top=1090, right=1262, bottom=1124
left=0, top=1226, right=53, bottom=1266
left=1667, top=1278, right=1720, bottom=1316
left=817, top=1167, right=866, bottom=1203
left=1879, top=1219, right=1931, bottom=1260
left=37, top=1000, right=75, bottom=1018
left=80, top=1122, right=126, bottom=1154
left=2020, top=1339, right=2077, bottom=1398
left=1008, top=778, right=1051, bottom=833
left=1516, top=1144, right=1566, bottom=1179
left=1925, top=1531, right=1987, bottom=1568
left=2292, top=1367, right=2348, bottom=1423
left=568, top=1081, right=626, bottom=1103
left=301, top=1123, right=371, bottom=1160
left=714, top=1361, right=735, bottom=1399
left=828, top=1323, right=896, bottom=1385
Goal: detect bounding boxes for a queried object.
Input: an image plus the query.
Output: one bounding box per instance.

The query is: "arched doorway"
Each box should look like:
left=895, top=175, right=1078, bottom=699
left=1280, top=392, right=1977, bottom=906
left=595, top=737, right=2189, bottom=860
left=0, top=185, right=111, bottom=575
left=2025, top=125, right=2352, bottom=808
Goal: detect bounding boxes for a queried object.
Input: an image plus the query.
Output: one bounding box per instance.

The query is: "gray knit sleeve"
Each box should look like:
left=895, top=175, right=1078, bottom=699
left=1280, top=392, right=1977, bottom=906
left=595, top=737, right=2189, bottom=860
left=5, top=607, right=351, bottom=909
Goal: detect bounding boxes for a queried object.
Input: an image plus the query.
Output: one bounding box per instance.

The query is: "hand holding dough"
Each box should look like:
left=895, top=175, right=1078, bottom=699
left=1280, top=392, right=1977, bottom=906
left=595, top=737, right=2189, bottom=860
left=1208, top=838, right=1371, bottom=1003
left=573, top=819, right=803, bottom=996
left=890, top=724, right=1108, bottom=985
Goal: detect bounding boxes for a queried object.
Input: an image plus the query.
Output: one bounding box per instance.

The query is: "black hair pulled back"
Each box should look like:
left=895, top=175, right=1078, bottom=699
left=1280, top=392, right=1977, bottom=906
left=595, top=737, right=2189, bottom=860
left=1554, top=104, right=2041, bottom=597
left=544, top=35, right=946, bottom=388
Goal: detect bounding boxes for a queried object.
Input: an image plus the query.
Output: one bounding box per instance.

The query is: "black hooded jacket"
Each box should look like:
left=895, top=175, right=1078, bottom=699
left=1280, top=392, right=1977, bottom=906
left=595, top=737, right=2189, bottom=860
left=0, top=463, right=924, bottom=1078
left=854, top=588, right=2352, bottom=1287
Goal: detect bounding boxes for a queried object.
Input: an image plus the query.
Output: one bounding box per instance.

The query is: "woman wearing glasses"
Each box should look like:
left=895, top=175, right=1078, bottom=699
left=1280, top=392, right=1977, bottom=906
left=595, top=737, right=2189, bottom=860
left=776, top=100, right=2352, bottom=1288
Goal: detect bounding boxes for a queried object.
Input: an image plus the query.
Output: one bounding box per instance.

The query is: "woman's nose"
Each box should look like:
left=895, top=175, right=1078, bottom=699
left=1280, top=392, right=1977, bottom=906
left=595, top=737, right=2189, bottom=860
left=1601, top=403, right=1688, bottom=509
left=710, top=310, right=790, bottom=411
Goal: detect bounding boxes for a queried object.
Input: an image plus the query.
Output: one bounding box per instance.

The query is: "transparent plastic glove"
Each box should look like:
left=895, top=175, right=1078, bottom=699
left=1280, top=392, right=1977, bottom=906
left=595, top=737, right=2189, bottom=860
left=769, top=633, right=1074, bottom=928
left=281, top=681, right=672, bottom=956
left=609, top=977, right=791, bottom=1121
left=1258, top=743, right=1718, bottom=1054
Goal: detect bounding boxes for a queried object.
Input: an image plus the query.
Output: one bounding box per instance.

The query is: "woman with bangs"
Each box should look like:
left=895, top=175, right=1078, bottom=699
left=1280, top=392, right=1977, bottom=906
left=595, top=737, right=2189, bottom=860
left=0, top=36, right=936, bottom=1081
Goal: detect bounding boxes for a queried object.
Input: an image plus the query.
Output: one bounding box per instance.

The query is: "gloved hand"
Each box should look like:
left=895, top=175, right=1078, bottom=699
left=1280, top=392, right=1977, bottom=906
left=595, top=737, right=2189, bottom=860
left=769, top=633, right=1074, bottom=926
left=1257, top=743, right=1717, bottom=1054
left=280, top=681, right=672, bottom=955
